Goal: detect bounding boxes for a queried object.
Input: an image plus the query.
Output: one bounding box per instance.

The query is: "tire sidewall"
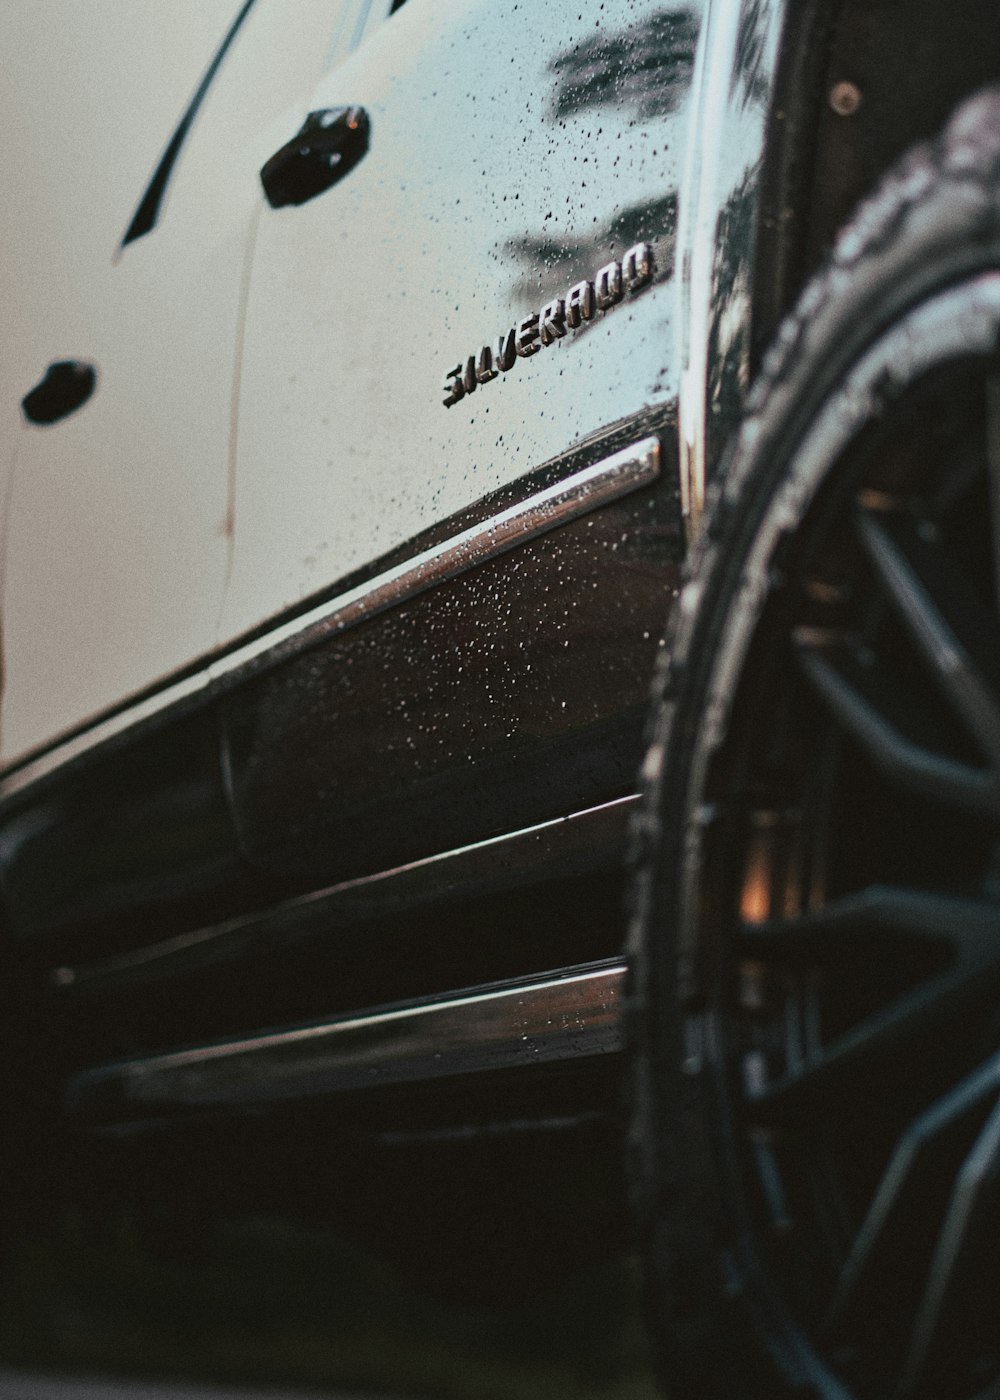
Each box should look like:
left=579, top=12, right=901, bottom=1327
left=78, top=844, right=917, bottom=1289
left=630, top=89, right=1000, bottom=1400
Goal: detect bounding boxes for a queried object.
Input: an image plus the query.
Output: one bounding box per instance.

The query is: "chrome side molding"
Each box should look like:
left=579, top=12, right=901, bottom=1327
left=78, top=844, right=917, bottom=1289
left=65, top=960, right=626, bottom=1123
left=51, top=795, right=637, bottom=998
left=1, top=436, right=660, bottom=797
left=215, top=435, right=662, bottom=682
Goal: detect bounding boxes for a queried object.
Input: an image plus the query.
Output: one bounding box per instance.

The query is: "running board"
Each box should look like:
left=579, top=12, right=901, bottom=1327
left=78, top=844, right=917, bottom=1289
left=65, top=960, right=626, bottom=1124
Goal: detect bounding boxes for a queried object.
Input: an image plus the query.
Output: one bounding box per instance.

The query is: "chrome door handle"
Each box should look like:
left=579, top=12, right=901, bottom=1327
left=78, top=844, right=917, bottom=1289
left=260, top=106, right=370, bottom=208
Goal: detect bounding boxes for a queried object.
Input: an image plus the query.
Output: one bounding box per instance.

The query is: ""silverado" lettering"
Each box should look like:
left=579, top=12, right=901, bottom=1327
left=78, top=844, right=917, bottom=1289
left=442, top=241, right=655, bottom=408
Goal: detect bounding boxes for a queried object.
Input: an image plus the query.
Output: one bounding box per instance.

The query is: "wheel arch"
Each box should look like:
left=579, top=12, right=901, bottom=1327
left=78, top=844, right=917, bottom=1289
left=751, top=0, right=1000, bottom=369
left=691, top=0, right=1000, bottom=537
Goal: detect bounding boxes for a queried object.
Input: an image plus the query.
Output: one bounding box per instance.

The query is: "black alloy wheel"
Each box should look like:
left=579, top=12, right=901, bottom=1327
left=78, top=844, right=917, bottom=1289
left=630, top=89, right=1000, bottom=1400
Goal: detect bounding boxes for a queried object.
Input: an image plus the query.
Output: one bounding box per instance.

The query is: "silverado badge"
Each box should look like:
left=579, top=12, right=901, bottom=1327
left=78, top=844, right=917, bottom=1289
left=442, top=241, right=656, bottom=408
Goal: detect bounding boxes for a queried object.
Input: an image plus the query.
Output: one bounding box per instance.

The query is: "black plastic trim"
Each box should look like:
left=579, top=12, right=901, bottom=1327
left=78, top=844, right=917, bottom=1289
left=120, top=0, right=257, bottom=247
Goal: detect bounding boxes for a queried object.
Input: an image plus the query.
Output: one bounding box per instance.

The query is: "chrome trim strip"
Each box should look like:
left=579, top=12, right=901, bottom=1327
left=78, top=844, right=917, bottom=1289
left=208, top=435, right=661, bottom=678
left=0, top=671, right=211, bottom=801
left=52, top=795, right=638, bottom=997
left=1, top=437, right=660, bottom=798
left=66, top=960, right=626, bottom=1121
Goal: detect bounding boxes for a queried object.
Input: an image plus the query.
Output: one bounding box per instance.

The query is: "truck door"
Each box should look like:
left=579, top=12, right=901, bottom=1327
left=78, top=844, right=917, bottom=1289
left=221, top=0, right=697, bottom=643
left=0, top=0, right=364, bottom=765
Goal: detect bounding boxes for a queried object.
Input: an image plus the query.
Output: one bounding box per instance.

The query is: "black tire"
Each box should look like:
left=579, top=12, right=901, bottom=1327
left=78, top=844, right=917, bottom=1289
left=629, top=87, right=1000, bottom=1400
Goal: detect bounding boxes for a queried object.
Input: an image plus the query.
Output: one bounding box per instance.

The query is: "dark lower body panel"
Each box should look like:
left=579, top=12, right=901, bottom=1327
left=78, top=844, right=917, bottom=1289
left=0, top=421, right=680, bottom=1133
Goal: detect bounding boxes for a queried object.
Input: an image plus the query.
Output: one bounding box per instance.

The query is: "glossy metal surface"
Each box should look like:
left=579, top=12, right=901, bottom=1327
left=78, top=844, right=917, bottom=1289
left=0, top=419, right=672, bottom=1044
left=52, top=796, right=637, bottom=999
left=221, top=420, right=678, bottom=891
left=222, top=0, right=697, bottom=643
left=676, top=0, right=787, bottom=535
left=0, top=434, right=659, bottom=799
left=3, top=0, right=800, bottom=763
left=0, top=669, right=211, bottom=803
left=443, top=243, right=657, bottom=408
left=0, top=0, right=839, bottom=1086
left=215, top=433, right=661, bottom=682
left=49, top=797, right=636, bottom=1060
left=65, top=960, right=626, bottom=1122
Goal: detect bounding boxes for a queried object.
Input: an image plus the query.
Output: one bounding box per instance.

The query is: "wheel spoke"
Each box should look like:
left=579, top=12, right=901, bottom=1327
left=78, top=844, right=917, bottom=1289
left=899, top=1095, right=1000, bottom=1395
left=856, top=509, right=1000, bottom=772
left=746, top=953, right=1000, bottom=1122
left=741, top=885, right=1000, bottom=961
left=826, top=1050, right=1000, bottom=1333
left=797, top=641, right=999, bottom=818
